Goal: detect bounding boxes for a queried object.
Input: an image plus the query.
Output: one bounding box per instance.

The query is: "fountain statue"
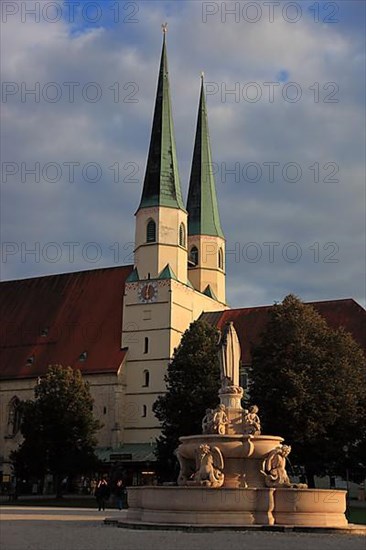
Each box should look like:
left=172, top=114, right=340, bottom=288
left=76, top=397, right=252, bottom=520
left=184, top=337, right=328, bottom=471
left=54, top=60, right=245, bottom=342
left=125, top=322, right=349, bottom=528
left=217, top=321, right=240, bottom=387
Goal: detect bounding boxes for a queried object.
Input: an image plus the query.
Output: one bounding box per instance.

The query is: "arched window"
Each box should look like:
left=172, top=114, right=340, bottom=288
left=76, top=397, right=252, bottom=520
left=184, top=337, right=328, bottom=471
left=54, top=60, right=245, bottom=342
left=218, top=247, right=224, bottom=269
left=179, top=223, right=186, bottom=247
left=142, top=405, right=147, bottom=418
left=240, top=370, right=249, bottom=390
left=7, top=396, right=21, bottom=438
left=146, top=219, right=156, bottom=243
left=144, top=337, right=149, bottom=354
left=143, top=370, right=150, bottom=387
left=189, top=246, right=199, bottom=266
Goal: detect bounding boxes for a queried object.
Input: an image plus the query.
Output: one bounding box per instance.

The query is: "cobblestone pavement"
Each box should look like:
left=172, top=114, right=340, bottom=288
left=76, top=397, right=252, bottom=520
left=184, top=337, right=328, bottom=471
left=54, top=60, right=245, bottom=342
left=1, top=507, right=365, bottom=550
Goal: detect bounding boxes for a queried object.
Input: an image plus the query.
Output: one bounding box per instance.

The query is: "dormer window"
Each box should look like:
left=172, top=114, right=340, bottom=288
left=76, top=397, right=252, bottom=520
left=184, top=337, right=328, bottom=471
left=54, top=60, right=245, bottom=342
left=78, top=351, right=87, bottom=362
left=146, top=219, right=156, bottom=243
left=26, top=356, right=34, bottom=366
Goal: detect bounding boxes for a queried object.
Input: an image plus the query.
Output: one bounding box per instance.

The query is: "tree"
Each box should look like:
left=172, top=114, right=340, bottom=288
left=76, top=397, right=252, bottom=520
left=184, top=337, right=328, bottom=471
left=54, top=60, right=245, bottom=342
left=153, top=320, right=221, bottom=480
left=249, top=294, right=366, bottom=486
left=11, top=365, right=101, bottom=497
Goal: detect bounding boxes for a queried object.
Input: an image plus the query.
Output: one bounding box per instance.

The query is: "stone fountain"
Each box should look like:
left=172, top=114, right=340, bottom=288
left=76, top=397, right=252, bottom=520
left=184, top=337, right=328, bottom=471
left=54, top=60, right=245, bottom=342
left=126, top=322, right=348, bottom=528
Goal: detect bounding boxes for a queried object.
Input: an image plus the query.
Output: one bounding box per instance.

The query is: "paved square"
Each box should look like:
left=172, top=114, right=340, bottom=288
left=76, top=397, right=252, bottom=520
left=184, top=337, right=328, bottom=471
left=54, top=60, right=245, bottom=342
left=1, top=507, right=365, bottom=550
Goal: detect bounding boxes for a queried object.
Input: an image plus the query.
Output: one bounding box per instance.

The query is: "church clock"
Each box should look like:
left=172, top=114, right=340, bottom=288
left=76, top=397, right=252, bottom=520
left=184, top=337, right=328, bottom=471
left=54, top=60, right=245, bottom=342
left=138, top=281, right=158, bottom=303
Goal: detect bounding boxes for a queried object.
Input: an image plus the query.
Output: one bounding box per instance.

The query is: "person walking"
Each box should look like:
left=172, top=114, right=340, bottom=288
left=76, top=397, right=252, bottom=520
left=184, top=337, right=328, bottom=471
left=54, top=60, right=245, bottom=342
left=114, top=479, right=125, bottom=510
left=95, top=477, right=110, bottom=511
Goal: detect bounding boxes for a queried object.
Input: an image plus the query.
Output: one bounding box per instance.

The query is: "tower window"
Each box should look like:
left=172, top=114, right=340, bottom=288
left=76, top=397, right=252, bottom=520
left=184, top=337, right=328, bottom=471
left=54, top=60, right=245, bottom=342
left=218, top=247, right=224, bottom=269
left=146, top=219, right=156, bottom=243
left=26, top=355, right=34, bottom=366
left=179, top=223, right=186, bottom=247
left=143, top=370, right=150, bottom=387
left=142, top=405, right=147, bottom=418
left=78, top=351, right=87, bottom=362
left=189, top=246, right=199, bottom=266
left=144, top=337, right=149, bottom=354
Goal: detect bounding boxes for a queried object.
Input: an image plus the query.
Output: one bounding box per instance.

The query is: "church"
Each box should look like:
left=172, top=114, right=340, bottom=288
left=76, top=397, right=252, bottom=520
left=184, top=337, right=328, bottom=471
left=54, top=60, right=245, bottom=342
left=1, top=33, right=365, bottom=486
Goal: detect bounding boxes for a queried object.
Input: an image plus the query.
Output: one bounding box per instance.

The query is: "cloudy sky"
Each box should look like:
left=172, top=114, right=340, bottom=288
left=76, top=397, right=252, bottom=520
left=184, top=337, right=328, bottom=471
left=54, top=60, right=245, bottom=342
left=1, top=0, right=365, bottom=308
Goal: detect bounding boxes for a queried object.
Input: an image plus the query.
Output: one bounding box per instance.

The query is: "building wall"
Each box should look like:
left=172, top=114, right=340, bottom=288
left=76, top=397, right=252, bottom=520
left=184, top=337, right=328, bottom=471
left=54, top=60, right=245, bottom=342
left=0, top=370, right=125, bottom=477
left=1, top=379, right=34, bottom=477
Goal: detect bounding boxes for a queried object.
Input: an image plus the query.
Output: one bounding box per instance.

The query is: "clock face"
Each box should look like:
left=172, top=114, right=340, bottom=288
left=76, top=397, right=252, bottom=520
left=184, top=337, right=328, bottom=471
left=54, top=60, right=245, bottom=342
left=138, top=282, right=158, bottom=303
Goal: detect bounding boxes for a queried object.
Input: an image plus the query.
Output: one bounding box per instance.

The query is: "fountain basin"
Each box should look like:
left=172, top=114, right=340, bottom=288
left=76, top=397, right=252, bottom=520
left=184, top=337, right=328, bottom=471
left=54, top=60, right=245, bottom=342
left=177, top=434, right=284, bottom=488
left=274, top=488, right=348, bottom=527
left=126, top=486, right=348, bottom=527
left=127, top=486, right=275, bottom=525
left=178, top=434, right=283, bottom=459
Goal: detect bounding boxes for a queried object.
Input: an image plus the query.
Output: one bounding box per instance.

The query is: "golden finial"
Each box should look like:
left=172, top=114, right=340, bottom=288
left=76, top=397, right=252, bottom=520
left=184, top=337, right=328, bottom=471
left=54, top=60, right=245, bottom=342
left=162, top=22, right=168, bottom=34
left=201, top=71, right=205, bottom=80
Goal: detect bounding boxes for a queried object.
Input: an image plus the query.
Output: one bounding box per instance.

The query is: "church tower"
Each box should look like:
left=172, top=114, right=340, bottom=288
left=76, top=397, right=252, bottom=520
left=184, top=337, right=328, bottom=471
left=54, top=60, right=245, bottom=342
left=121, top=32, right=227, bottom=447
left=187, top=75, right=226, bottom=303
left=134, top=29, right=188, bottom=283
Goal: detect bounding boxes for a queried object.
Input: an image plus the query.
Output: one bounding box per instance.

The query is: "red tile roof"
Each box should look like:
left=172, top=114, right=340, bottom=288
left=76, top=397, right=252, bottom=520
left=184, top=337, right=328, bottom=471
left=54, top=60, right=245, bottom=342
left=201, top=299, right=366, bottom=365
left=0, top=266, right=133, bottom=380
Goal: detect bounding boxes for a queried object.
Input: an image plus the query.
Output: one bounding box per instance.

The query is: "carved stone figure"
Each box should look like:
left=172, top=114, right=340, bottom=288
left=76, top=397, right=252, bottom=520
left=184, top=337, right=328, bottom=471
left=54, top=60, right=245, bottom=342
left=261, top=445, right=292, bottom=487
left=217, top=321, right=241, bottom=389
left=243, top=405, right=261, bottom=435
left=175, top=448, right=195, bottom=486
left=212, top=404, right=229, bottom=435
left=189, top=444, right=224, bottom=488
left=202, top=408, right=214, bottom=434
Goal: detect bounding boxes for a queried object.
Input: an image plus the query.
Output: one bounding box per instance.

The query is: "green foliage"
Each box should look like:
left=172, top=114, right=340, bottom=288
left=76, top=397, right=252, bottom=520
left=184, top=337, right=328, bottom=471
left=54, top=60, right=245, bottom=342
left=11, top=366, right=101, bottom=493
left=250, top=294, right=366, bottom=481
left=153, top=320, right=221, bottom=480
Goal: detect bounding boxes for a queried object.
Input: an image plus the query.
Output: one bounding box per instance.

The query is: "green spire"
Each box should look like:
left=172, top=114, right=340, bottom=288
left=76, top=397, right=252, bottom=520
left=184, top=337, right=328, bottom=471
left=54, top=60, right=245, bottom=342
left=187, top=75, right=224, bottom=238
left=138, top=31, right=184, bottom=210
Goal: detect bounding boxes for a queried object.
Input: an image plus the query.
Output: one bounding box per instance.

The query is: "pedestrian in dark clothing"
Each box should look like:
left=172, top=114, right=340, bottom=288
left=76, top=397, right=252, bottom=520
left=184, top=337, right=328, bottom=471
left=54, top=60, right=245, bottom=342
left=114, top=479, right=125, bottom=510
left=95, top=478, right=110, bottom=511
